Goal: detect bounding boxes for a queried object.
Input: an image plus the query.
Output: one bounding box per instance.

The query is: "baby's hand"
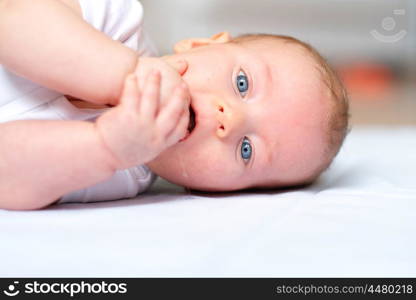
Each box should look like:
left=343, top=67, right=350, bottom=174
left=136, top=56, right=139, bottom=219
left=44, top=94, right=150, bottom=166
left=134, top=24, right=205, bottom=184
left=95, top=71, right=190, bottom=169
left=134, top=57, right=188, bottom=108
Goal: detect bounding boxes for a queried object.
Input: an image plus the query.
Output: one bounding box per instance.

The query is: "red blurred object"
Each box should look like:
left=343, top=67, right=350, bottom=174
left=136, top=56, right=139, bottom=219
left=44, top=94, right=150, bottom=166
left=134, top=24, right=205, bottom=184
left=337, top=62, right=394, bottom=100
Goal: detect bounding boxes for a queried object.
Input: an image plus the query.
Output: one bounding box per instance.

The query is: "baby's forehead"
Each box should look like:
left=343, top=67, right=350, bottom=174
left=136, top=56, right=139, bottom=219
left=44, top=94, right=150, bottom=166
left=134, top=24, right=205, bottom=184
left=236, top=39, right=319, bottom=78
left=253, top=43, right=322, bottom=90
left=228, top=37, right=329, bottom=105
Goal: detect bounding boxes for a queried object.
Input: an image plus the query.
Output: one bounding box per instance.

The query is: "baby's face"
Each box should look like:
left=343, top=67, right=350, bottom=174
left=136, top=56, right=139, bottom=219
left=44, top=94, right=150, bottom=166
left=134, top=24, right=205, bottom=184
left=147, top=39, right=330, bottom=191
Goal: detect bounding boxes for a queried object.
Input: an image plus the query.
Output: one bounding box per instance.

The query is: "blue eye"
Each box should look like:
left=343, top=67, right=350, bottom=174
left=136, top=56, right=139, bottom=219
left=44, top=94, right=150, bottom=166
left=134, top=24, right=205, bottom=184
left=240, top=137, right=252, bottom=163
left=236, top=70, right=249, bottom=97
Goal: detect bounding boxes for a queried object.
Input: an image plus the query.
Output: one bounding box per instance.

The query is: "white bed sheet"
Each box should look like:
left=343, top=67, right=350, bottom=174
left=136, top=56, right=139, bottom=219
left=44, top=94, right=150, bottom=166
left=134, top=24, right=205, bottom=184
left=1, top=126, right=415, bottom=277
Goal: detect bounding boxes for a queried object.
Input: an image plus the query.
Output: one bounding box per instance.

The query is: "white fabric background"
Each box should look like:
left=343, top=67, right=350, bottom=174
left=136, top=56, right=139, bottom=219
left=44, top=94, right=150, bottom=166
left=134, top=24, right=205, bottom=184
left=0, top=126, right=415, bottom=277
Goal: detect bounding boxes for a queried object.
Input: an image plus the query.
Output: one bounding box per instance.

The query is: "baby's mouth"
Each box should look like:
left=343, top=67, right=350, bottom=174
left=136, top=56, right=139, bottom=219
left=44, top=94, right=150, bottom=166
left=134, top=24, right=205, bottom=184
left=180, top=105, right=196, bottom=142
left=187, top=105, right=196, bottom=133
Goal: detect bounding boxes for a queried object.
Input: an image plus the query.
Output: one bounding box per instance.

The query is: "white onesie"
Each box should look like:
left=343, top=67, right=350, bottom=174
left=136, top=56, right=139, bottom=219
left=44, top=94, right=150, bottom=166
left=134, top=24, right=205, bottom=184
left=0, top=0, right=158, bottom=203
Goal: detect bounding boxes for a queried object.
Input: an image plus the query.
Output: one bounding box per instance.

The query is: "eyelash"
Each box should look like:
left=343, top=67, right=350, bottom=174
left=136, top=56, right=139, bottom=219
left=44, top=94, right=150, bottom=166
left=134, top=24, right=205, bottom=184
left=236, top=69, right=249, bottom=98
left=240, top=137, right=253, bottom=165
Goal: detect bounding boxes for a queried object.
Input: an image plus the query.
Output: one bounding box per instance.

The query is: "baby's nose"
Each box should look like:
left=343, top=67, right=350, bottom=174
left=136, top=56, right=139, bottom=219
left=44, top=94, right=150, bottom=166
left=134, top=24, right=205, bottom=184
left=215, top=102, right=244, bottom=139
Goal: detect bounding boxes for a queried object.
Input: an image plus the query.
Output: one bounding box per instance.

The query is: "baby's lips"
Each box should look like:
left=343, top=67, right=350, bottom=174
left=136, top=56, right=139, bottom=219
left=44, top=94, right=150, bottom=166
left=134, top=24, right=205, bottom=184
left=179, top=130, right=190, bottom=142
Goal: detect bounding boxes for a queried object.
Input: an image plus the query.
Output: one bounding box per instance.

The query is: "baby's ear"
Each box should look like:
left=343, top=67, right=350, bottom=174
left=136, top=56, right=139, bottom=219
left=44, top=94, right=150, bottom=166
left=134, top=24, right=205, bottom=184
left=173, top=32, right=232, bottom=53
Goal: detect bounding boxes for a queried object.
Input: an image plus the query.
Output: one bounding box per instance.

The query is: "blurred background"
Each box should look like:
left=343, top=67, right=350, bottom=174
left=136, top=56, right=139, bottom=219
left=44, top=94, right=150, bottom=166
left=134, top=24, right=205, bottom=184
left=140, top=0, right=415, bottom=126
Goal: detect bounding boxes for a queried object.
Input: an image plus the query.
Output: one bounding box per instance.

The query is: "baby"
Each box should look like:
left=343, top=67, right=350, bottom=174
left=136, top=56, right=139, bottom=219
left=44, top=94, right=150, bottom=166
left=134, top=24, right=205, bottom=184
left=0, top=0, right=349, bottom=210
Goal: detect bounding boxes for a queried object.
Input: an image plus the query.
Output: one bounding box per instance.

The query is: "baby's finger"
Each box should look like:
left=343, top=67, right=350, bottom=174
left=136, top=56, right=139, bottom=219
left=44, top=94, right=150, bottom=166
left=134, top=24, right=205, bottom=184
left=120, top=74, right=140, bottom=111
left=157, top=84, right=190, bottom=137
left=169, top=107, right=190, bottom=144
left=140, top=70, right=161, bottom=120
left=169, top=59, right=188, bottom=76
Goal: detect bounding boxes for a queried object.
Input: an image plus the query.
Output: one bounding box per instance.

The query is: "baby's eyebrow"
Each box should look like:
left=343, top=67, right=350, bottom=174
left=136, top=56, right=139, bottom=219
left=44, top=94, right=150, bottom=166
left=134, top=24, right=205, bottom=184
left=266, top=144, right=274, bottom=165
left=258, top=59, right=272, bottom=95
left=249, top=116, right=272, bottom=171
left=259, top=135, right=275, bottom=167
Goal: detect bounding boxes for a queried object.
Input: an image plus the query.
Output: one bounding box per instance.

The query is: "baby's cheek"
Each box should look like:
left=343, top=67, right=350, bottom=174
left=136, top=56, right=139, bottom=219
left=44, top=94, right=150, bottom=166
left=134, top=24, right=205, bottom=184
left=182, top=155, right=233, bottom=188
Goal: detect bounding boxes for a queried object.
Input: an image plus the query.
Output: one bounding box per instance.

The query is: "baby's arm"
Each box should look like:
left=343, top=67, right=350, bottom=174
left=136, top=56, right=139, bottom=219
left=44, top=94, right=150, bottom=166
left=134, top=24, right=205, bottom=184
left=0, top=0, right=137, bottom=106
left=0, top=72, right=190, bottom=210
left=0, top=119, right=115, bottom=210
